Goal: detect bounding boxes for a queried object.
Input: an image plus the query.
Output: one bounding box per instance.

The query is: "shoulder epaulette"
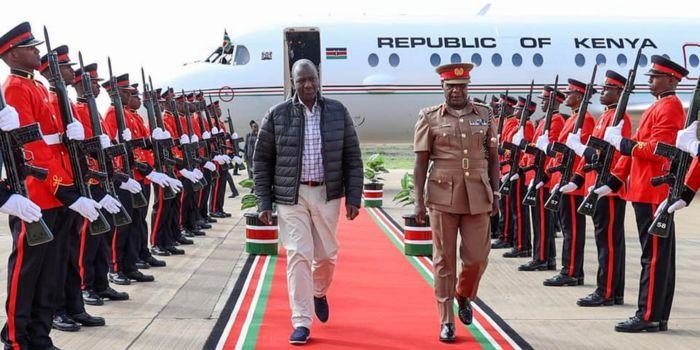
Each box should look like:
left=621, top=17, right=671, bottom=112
left=419, top=104, right=443, bottom=116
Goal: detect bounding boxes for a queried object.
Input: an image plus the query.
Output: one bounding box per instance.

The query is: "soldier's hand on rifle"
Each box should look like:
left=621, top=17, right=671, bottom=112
left=151, top=127, right=168, bottom=140
left=119, top=178, right=143, bottom=194
left=213, top=155, right=226, bottom=165
left=603, top=121, right=624, bottom=151
left=179, top=169, right=199, bottom=183
left=0, top=104, right=20, bottom=131
left=69, top=196, right=103, bottom=222
left=121, top=128, right=132, bottom=141
left=535, top=132, right=549, bottom=152
left=656, top=199, right=688, bottom=216
left=193, top=168, right=204, bottom=180
left=0, top=194, right=42, bottom=223
left=258, top=210, right=273, bottom=225
left=98, top=194, right=122, bottom=214
left=675, top=121, right=699, bottom=156
left=190, top=135, right=199, bottom=143
left=146, top=170, right=169, bottom=187
left=66, top=121, right=85, bottom=141
left=560, top=182, right=578, bottom=193
left=509, top=173, right=519, bottom=182
left=211, top=126, right=220, bottom=134
left=592, top=185, right=613, bottom=197
left=204, top=161, right=217, bottom=172
left=512, top=127, right=525, bottom=146
left=529, top=179, right=544, bottom=190
left=414, top=202, right=427, bottom=225
left=500, top=173, right=510, bottom=184
left=98, top=135, right=111, bottom=149
left=566, top=131, right=586, bottom=157
left=202, top=131, right=211, bottom=140
left=165, top=177, right=183, bottom=193
left=233, top=155, right=244, bottom=165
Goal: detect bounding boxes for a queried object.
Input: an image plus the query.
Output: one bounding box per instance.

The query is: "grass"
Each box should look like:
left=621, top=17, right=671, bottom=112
left=361, top=144, right=414, bottom=170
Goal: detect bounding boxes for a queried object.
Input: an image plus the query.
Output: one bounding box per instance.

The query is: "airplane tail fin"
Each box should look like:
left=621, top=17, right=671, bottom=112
left=476, top=3, right=491, bottom=16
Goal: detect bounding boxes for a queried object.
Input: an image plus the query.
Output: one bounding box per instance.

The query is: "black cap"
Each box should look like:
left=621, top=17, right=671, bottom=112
left=101, top=73, right=130, bottom=91
left=0, top=22, right=43, bottom=56
left=39, top=45, right=74, bottom=72
left=565, top=78, right=597, bottom=95
left=538, top=85, right=566, bottom=102
left=603, top=70, right=627, bottom=89
left=515, top=96, right=537, bottom=112
left=645, top=55, right=689, bottom=80
left=499, top=94, right=517, bottom=107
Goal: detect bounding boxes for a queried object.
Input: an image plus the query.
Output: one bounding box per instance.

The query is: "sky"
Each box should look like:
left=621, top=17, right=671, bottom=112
left=1, top=0, right=699, bottom=108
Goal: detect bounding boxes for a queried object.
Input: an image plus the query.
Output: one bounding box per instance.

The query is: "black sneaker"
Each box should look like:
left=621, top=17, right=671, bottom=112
left=144, top=255, right=166, bottom=267
left=151, top=246, right=171, bottom=256
left=125, top=270, right=155, bottom=282
left=70, top=312, right=105, bottom=327
left=52, top=314, right=80, bottom=332
left=289, top=326, right=310, bottom=345
left=314, top=296, right=329, bottom=323
left=165, top=245, right=185, bottom=255
left=82, top=289, right=104, bottom=306
left=108, top=272, right=131, bottom=285
left=98, top=287, right=129, bottom=301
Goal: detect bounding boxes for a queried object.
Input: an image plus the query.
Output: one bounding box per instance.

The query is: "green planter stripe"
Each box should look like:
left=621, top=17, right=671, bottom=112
left=246, top=242, right=279, bottom=255
left=404, top=243, right=432, bottom=256
left=364, top=199, right=383, bottom=207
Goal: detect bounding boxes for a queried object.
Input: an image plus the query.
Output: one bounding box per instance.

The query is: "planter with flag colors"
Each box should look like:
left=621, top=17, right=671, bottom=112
left=402, top=214, right=433, bottom=256
left=244, top=213, right=279, bottom=255
left=363, top=182, right=384, bottom=208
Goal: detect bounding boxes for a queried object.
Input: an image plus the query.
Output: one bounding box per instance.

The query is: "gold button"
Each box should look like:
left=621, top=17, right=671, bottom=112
left=442, top=133, right=447, bottom=137
left=438, top=179, right=442, bottom=184
left=479, top=130, right=484, bottom=134
left=490, top=137, right=497, bottom=142
left=463, top=149, right=468, bottom=154
left=460, top=118, right=464, bottom=123
left=461, top=133, right=466, bottom=138
left=465, top=171, right=470, bottom=176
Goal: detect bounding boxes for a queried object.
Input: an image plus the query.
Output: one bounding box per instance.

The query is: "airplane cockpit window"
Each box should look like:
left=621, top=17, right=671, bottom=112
left=617, top=54, right=628, bottom=67
left=389, top=53, right=400, bottom=67
left=512, top=53, right=523, bottom=67
left=575, top=54, right=585, bottom=67
left=471, top=53, right=482, bottom=66
left=450, top=53, right=461, bottom=64
left=233, top=45, right=250, bottom=65
left=639, top=54, right=649, bottom=67
left=533, top=53, right=543, bottom=67
left=492, top=53, right=502, bottom=67
left=690, top=54, right=700, bottom=68
left=368, top=53, right=379, bottom=67
left=430, top=53, right=441, bottom=67
left=596, top=54, right=607, bottom=66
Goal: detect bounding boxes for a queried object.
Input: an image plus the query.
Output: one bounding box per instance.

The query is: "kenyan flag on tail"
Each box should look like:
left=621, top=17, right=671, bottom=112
left=326, top=47, right=347, bottom=59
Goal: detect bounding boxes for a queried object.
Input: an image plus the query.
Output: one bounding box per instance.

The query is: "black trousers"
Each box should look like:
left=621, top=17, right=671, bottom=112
left=180, top=179, right=198, bottom=231
left=128, top=184, right=152, bottom=263
left=111, top=187, right=139, bottom=274
left=2, top=207, right=66, bottom=350
left=497, top=192, right=512, bottom=243
left=245, top=161, right=253, bottom=179
left=56, top=211, right=87, bottom=317
left=210, top=167, right=229, bottom=213
left=490, top=211, right=500, bottom=237
left=593, top=196, right=626, bottom=300
left=560, top=194, right=586, bottom=278
left=509, top=177, right=531, bottom=252
left=78, top=215, right=110, bottom=292
left=532, top=187, right=556, bottom=262
left=632, top=202, right=675, bottom=322
left=197, top=171, right=213, bottom=220
left=150, top=185, right=176, bottom=248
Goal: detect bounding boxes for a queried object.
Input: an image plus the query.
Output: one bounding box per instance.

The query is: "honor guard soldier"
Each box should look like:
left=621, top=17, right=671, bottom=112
left=519, top=85, right=566, bottom=271
left=413, top=63, right=499, bottom=342
left=504, top=97, right=536, bottom=258
left=543, top=78, right=596, bottom=287
left=1, top=22, right=104, bottom=350
left=595, top=55, right=687, bottom=332
left=567, top=70, right=632, bottom=306
left=176, top=93, right=206, bottom=236
left=488, top=95, right=501, bottom=239
left=492, top=94, right=518, bottom=249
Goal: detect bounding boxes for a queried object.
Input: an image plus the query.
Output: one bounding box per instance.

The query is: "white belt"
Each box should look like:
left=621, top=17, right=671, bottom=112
left=43, top=133, right=61, bottom=145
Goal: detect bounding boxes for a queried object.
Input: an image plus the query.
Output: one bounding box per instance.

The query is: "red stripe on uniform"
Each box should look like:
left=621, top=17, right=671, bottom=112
left=179, top=191, right=185, bottom=229
left=568, top=195, right=577, bottom=277
left=606, top=197, right=615, bottom=299
left=111, top=227, right=119, bottom=273
left=198, top=186, right=204, bottom=207
left=210, top=175, right=220, bottom=212
left=645, top=203, right=659, bottom=321
left=7, top=221, right=27, bottom=350
left=78, top=219, right=88, bottom=290
left=151, top=188, right=164, bottom=246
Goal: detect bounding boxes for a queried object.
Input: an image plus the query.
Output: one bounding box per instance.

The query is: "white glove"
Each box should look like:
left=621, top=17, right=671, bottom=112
left=119, top=178, right=142, bottom=194
left=656, top=199, right=688, bottom=216
left=193, top=168, right=204, bottom=180
left=66, top=121, right=85, bottom=141
left=202, top=131, right=211, bottom=140
left=99, top=134, right=111, bottom=149
left=509, top=173, right=520, bottom=182
left=0, top=105, right=20, bottom=131
left=232, top=155, right=244, bottom=165
left=163, top=130, right=172, bottom=139
left=535, top=131, right=549, bottom=152
left=213, top=155, right=226, bottom=165
left=232, top=132, right=239, bottom=139
left=0, top=194, right=42, bottom=223
left=528, top=180, right=544, bottom=190
left=512, top=127, right=525, bottom=146
left=603, top=121, right=624, bottom=151
left=190, top=135, right=199, bottom=143
left=204, top=161, right=217, bottom=172
left=146, top=171, right=169, bottom=187
left=165, top=176, right=183, bottom=193
left=560, top=182, right=578, bottom=194
left=98, top=194, right=122, bottom=214
left=211, top=127, right=220, bottom=134
left=180, top=169, right=199, bottom=183
left=121, top=128, right=132, bottom=141
left=500, top=174, right=510, bottom=183
left=69, top=196, right=103, bottom=222
left=675, top=121, right=699, bottom=156
left=152, top=127, right=168, bottom=140
left=180, top=134, right=190, bottom=144
left=566, top=131, right=587, bottom=157
left=593, top=185, right=613, bottom=197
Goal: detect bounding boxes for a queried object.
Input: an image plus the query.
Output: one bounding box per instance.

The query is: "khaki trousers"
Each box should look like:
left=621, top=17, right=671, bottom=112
left=430, top=208, right=491, bottom=324
left=278, top=185, right=341, bottom=328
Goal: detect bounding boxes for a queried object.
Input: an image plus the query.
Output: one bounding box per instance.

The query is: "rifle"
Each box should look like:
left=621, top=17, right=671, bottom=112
left=522, top=76, right=559, bottom=206
left=496, top=90, right=509, bottom=147
left=648, top=78, right=700, bottom=237
left=77, top=52, right=131, bottom=227
left=180, top=90, right=208, bottom=189
left=164, top=91, right=203, bottom=191
left=498, top=81, right=534, bottom=195
left=192, top=94, right=219, bottom=180
left=203, top=94, right=233, bottom=170
left=44, top=27, right=110, bottom=234
left=0, top=85, right=54, bottom=245
left=227, top=109, right=245, bottom=159
left=140, top=69, right=177, bottom=200
left=106, top=57, right=148, bottom=208
left=544, top=64, right=598, bottom=212
left=578, top=49, right=643, bottom=216
left=150, top=79, right=185, bottom=172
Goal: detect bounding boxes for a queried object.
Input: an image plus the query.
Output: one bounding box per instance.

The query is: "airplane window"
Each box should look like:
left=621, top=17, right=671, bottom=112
left=492, top=53, right=502, bottom=67
left=512, top=53, right=523, bottom=67
left=471, top=53, right=482, bottom=66
left=575, top=54, right=585, bottom=67
left=639, top=54, right=648, bottom=67
left=389, top=53, right=400, bottom=67
left=596, top=54, right=606, bottom=66
left=430, top=53, right=441, bottom=67
left=451, top=53, right=461, bottom=63
left=233, top=45, right=250, bottom=65
left=533, top=53, right=543, bottom=67
left=690, top=54, right=700, bottom=68
left=368, top=53, right=379, bottom=67
left=617, top=54, right=627, bottom=67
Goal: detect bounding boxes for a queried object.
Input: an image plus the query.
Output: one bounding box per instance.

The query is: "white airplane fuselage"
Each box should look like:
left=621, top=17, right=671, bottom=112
left=165, top=17, right=700, bottom=142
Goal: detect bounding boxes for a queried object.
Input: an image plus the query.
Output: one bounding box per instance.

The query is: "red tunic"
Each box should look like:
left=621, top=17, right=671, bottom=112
left=546, top=111, right=595, bottom=196
left=501, top=116, right=533, bottom=175
left=103, top=106, right=154, bottom=181
left=522, top=113, right=565, bottom=188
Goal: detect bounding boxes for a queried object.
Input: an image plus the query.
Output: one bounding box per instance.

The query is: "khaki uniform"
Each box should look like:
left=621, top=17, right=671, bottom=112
left=414, top=102, right=499, bottom=324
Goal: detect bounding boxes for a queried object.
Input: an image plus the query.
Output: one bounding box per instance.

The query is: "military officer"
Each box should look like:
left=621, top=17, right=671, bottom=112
left=413, top=63, right=500, bottom=342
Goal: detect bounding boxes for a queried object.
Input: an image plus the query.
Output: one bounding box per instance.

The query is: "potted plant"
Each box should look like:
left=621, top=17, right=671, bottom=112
left=240, top=179, right=278, bottom=256
left=363, top=153, right=389, bottom=207
left=393, top=173, right=432, bottom=257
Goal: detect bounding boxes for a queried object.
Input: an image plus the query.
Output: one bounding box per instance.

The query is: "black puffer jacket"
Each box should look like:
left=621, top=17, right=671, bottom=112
left=253, top=95, right=363, bottom=211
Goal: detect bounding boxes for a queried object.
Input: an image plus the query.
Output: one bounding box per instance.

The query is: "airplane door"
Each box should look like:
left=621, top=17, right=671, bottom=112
left=682, top=43, right=700, bottom=80
left=283, top=27, right=321, bottom=98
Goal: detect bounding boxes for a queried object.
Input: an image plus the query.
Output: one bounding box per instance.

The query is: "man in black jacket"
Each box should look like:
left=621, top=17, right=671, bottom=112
left=254, top=59, right=363, bottom=345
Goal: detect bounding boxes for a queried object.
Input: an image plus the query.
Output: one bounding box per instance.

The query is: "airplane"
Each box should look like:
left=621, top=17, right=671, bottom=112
left=163, top=16, right=700, bottom=143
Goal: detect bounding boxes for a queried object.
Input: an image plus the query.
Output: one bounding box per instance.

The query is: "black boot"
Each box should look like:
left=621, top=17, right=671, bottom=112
left=151, top=246, right=171, bottom=256
left=144, top=255, right=166, bottom=267
left=491, top=239, right=513, bottom=249
left=503, top=248, right=531, bottom=258
left=108, top=272, right=131, bottom=285
left=518, top=259, right=556, bottom=271
left=543, top=273, right=583, bottom=287
left=82, top=289, right=104, bottom=306
left=165, top=245, right=185, bottom=255
left=70, top=312, right=106, bottom=327
left=439, top=323, right=456, bottom=343
left=577, top=292, right=613, bottom=307
left=98, top=286, right=130, bottom=301
left=52, top=314, right=80, bottom=332
left=456, top=296, right=473, bottom=325
left=126, top=270, right=155, bottom=282
left=178, top=236, right=194, bottom=245
left=615, top=316, right=660, bottom=333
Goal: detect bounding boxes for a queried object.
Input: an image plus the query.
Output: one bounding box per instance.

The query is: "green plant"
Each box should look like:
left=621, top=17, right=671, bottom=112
left=364, top=153, right=389, bottom=183
left=392, top=172, right=416, bottom=207
left=239, top=179, right=258, bottom=210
